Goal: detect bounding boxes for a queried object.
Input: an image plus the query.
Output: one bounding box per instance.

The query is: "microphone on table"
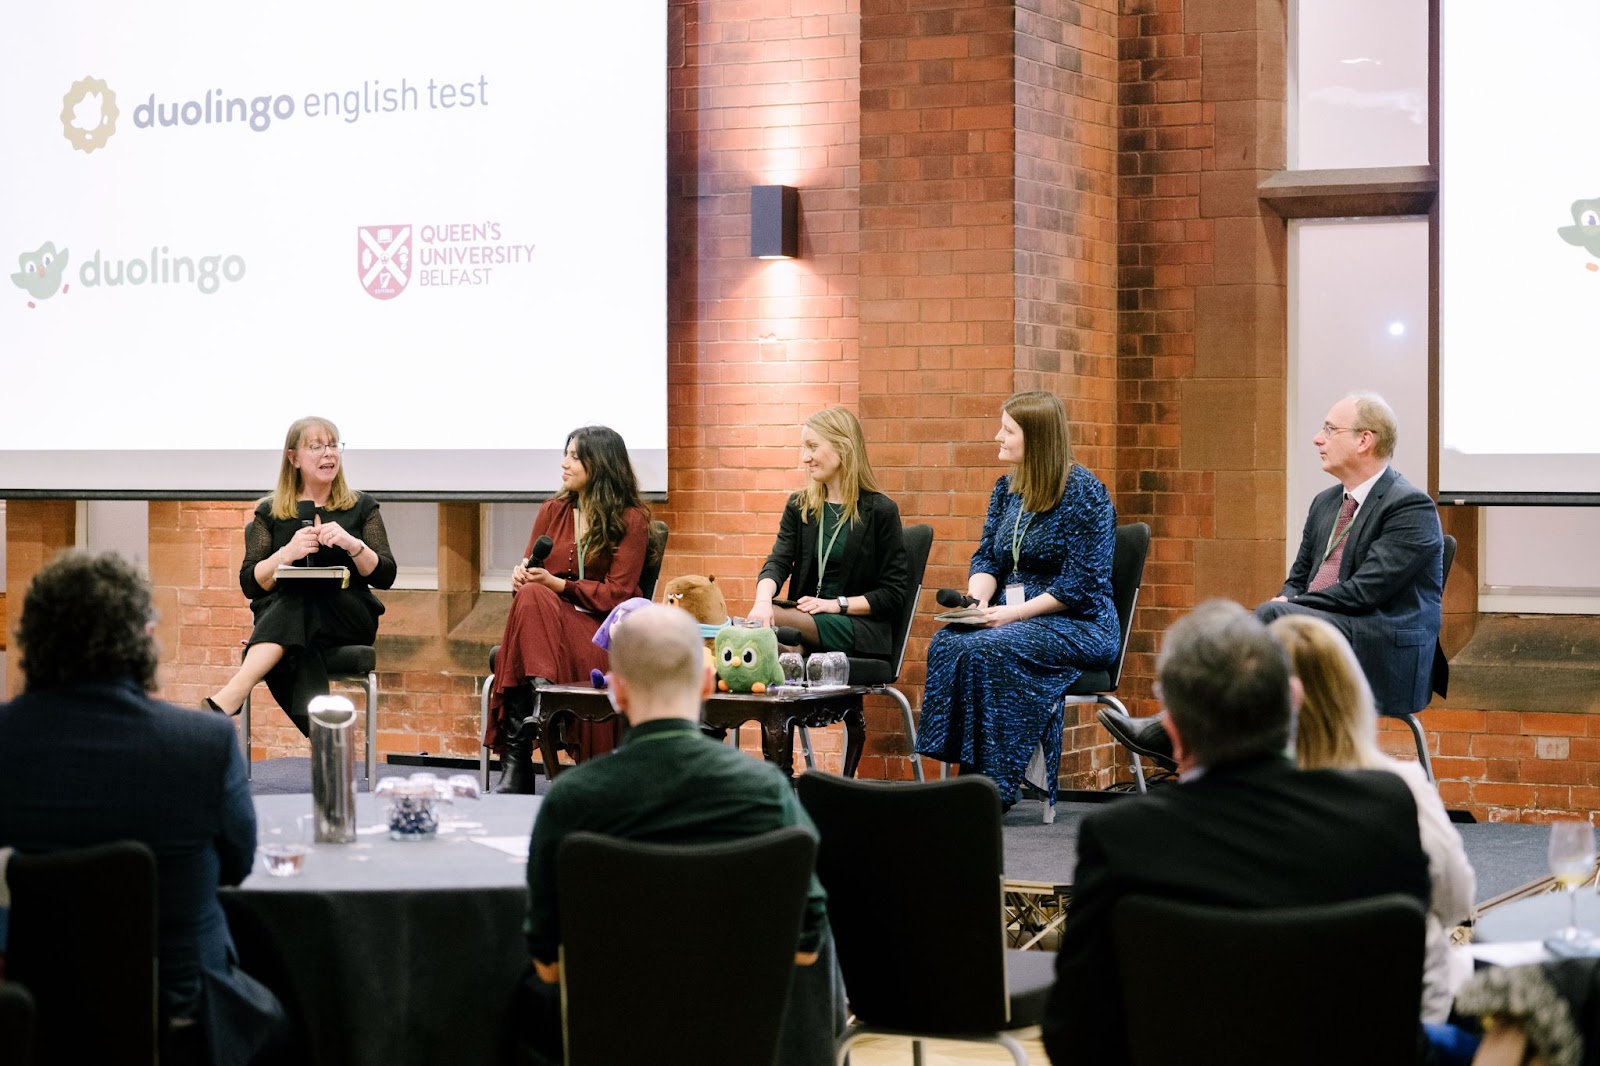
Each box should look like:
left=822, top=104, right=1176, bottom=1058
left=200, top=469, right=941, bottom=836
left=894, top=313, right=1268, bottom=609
left=773, top=626, right=804, bottom=648
left=936, top=588, right=979, bottom=609
left=524, top=535, right=554, bottom=570
left=296, top=501, right=318, bottom=566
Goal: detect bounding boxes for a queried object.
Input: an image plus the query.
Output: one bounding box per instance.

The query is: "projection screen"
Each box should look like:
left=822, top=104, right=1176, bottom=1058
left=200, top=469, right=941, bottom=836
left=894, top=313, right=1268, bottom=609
left=1439, top=0, right=1600, bottom=502
left=0, top=2, right=666, bottom=497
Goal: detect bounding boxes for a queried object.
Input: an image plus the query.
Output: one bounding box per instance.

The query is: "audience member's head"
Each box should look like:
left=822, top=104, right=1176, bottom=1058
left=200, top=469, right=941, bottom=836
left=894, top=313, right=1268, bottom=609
left=1268, top=613, right=1385, bottom=771
left=18, top=550, right=159, bottom=693
left=1156, top=599, right=1294, bottom=768
left=604, top=604, right=712, bottom=723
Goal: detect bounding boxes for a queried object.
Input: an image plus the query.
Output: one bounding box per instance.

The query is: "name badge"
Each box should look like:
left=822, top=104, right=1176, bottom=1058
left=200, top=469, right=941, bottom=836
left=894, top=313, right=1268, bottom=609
left=1004, top=583, right=1026, bottom=608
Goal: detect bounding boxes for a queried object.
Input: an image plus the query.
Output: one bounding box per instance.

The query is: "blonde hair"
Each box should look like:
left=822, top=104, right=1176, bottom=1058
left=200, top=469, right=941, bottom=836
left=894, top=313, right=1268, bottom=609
left=1268, top=614, right=1385, bottom=771
left=1004, top=391, right=1075, bottom=512
left=798, top=407, right=882, bottom=526
left=267, top=416, right=359, bottom=519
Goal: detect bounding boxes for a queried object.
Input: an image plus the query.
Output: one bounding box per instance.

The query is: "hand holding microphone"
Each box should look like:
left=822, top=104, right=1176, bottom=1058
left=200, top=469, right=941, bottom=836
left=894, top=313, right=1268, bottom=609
left=512, top=536, right=555, bottom=591
left=283, top=502, right=320, bottom=565
left=936, top=588, right=980, bottom=609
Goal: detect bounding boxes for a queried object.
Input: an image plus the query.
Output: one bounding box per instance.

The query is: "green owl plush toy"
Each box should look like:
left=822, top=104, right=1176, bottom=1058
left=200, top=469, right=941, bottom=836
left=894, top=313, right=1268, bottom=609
left=714, top=625, right=784, bottom=694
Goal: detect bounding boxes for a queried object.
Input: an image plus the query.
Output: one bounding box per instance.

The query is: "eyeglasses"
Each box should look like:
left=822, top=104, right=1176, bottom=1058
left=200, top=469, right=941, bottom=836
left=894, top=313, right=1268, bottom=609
left=300, top=441, right=344, bottom=456
left=1319, top=423, right=1367, bottom=438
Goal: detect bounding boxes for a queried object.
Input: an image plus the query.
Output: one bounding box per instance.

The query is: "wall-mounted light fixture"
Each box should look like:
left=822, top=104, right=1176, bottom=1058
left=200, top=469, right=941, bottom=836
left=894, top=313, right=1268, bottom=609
left=751, top=185, right=800, bottom=259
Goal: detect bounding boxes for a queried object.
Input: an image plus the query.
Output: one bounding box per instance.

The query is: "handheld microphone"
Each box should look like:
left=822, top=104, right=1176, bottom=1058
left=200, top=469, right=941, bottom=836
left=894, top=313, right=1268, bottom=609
left=296, top=501, right=318, bottom=566
left=525, top=535, right=554, bottom=569
left=936, top=588, right=979, bottom=609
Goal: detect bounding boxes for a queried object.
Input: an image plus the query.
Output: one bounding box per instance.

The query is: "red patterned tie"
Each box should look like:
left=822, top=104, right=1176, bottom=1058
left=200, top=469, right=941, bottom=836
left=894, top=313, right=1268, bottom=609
left=1307, top=494, right=1358, bottom=593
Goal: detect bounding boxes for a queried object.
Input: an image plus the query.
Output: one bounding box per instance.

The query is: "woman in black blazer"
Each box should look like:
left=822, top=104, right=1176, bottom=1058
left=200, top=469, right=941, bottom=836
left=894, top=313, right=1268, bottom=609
left=748, top=407, right=909, bottom=657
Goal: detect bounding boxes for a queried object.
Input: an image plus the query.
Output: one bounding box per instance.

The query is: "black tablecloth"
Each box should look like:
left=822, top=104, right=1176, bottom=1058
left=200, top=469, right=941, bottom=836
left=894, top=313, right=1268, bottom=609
left=222, top=792, right=538, bottom=1066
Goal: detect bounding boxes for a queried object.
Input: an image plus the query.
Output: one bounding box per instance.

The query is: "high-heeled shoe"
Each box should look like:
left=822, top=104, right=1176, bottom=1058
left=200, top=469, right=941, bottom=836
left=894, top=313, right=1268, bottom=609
left=202, top=697, right=241, bottom=717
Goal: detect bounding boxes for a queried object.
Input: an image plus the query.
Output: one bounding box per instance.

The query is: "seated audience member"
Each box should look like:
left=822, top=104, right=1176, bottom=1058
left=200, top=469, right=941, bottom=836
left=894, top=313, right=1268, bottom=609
left=748, top=406, right=909, bottom=657
left=520, top=605, right=830, bottom=1064
left=1102, top=392, right=1445, bottom=766
left=486, top=424, right=651, bottom=792
left=915, top=390, right=1118, bottom=806
left=0, top=551, right=285, bottom=1064
left=1270, top=613, right=1476, bottom=1035
left=1042, top=600, right=1430, bottom=1066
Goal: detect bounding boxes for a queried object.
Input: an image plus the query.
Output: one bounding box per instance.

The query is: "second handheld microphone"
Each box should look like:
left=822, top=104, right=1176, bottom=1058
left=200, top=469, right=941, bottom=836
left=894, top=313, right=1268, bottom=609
left=936, top=588, right=979, bottom=609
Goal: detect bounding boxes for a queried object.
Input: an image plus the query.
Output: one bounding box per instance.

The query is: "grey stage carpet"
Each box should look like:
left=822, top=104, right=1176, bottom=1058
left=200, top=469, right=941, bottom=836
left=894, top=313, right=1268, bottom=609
left=999, top=797, right=1550, bottom=907
left=247, top=756, right=543, bottom=796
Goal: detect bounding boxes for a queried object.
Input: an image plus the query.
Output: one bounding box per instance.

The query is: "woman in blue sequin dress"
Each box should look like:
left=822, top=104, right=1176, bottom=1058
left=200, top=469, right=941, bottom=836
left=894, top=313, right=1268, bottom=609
left=916, top=391, right=1119, bottom=805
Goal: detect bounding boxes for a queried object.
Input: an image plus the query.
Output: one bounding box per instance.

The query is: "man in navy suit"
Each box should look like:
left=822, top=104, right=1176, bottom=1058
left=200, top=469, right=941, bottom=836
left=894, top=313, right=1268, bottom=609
left=1102, top=392, right=1445, bottom=763
left=0, top=551, right=285, bottom=1064
left=1042, top=600, right=1430, bottom=1065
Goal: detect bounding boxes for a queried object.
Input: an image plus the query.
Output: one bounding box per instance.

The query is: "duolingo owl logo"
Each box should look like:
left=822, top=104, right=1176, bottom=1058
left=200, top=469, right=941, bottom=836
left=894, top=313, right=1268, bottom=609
left=61, top=76, right=119, bottom=153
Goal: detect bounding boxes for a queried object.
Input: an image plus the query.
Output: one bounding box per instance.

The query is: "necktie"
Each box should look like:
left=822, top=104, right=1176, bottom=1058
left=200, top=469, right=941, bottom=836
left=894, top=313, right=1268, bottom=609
left=1307, top=494, right=1358, bottom=593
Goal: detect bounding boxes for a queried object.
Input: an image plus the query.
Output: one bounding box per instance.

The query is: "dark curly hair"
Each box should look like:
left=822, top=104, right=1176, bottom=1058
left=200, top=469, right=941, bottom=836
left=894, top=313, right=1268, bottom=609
left=17, top=550, right=159, bottom=692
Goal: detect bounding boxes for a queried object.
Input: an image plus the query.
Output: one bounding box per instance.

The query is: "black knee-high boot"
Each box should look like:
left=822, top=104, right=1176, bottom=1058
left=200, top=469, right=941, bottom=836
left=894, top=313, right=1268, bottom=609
left=496, top=685, right=538, bottom=794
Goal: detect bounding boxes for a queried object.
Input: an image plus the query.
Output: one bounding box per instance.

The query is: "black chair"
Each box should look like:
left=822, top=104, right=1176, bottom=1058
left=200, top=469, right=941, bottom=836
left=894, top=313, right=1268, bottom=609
left=0, top=982, right=37, bottom=1066
left=1037, top=520, right=1150, bottom=801
left=797, top=522, right=934, bottom=781
left=478, top=519, right=670, bottom=787
left=795, top=773, right=1051, bottom=1066
left=239, top=644, right=377, bottom=782
left=6, top=841, right=159, bottom=1066
left=1387, top=532, right=1456, bottom=782
left=556, top=827, right=817, bottom=1066
left=1112, top=893, right=1426, bottom=1066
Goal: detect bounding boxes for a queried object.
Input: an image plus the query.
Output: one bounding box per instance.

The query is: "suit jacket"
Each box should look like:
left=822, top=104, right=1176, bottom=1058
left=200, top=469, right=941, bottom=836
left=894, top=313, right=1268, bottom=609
left=0, top=680, right=256, bottom=1022
left=757, top=489, right=910, bottom=657
left=1281, top=467, right=1446, bottom=715
left=1040, top=756, right=1431, bottom=1066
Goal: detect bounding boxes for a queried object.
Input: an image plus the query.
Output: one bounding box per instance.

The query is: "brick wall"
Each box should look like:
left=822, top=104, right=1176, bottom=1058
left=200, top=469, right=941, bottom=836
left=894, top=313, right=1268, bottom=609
left=7, top=1, right=1599, bottom=823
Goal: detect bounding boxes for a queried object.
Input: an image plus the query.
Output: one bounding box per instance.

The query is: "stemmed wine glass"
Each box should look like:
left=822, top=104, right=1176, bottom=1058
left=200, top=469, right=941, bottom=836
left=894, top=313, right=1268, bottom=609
left=1547, top=820, right=1597, bottom=946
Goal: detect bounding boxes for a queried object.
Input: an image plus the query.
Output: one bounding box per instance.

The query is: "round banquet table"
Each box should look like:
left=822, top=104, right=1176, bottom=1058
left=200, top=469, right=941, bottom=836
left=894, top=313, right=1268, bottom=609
left=221, top=791, right=539, bottom=1066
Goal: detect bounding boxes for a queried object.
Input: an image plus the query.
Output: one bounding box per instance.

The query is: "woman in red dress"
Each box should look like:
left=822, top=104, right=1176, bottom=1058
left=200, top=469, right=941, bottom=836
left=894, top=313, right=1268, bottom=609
left=487, top=425, right=650, bottom=792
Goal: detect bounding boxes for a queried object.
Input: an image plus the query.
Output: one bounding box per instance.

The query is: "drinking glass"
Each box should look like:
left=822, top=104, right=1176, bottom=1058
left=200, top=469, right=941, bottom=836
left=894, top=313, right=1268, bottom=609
left=778, top=652, right=806, bottom=685
left=806, top=651, right=850, bottom=688
left=259, top=814, right=313, bottom=877
left=1548, top=820, right=1597, bottom=944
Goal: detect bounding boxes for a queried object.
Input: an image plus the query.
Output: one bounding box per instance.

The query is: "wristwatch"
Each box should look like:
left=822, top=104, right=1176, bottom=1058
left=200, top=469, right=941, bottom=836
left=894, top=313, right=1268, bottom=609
left=837, top=596, right=849, bottom=614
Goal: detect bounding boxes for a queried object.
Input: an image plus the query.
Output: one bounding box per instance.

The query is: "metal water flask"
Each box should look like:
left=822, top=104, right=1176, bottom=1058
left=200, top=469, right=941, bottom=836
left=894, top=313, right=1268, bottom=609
left=309, top=695, right=357, bottom=843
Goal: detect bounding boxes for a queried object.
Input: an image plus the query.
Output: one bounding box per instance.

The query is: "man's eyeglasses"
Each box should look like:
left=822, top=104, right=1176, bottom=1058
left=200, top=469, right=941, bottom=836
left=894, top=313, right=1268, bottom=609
left=301, top=442, right=344, bottom=456
left=1319, top=423, right=1366, bottom=438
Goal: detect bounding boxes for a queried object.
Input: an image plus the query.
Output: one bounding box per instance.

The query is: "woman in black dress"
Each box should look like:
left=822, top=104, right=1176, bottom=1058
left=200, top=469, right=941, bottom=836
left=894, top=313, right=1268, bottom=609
left=204, top=415, right=396, bottom=734
left=747, top=407, right=908, bottom=659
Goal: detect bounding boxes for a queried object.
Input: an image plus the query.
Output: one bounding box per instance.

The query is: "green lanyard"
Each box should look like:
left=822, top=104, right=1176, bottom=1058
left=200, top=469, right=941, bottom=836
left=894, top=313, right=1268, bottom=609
left=816, top=504, right=848, bottom=591
left=1011, top=506, right=1033, bottom=572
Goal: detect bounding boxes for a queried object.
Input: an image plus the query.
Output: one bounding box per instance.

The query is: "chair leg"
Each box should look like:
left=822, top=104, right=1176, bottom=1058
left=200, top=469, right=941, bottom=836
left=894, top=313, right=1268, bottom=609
left=912, top=1039, right=924, bottom=1066
left=882, top=686, right=923, bottom=781
left=479, top=671, right=494, bottom=791
left=241, top=690, right=252, bottom=780
left=1130, top=751, right=1147, bottom=794
left=364, top=670, right=378, bottom=785
left=1403, top=713, right=1435, bottom=783
left=799, top=725, right=816, bottom=770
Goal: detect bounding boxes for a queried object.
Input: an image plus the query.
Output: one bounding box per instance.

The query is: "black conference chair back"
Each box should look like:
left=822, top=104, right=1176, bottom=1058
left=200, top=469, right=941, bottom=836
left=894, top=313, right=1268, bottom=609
left=556, top=826, right=815, bottom=1066
left=1073, top=521, right=1149, bottom=695
left=0, top=982, right=37, bottom=1066
left=797, top=773, right=1051, bottom=1041
left=1112, top=893, right=1426, bottom=1066
left=845, top=522, right=933, bottom=687
left=6, top=840, right=159, bottom=1065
